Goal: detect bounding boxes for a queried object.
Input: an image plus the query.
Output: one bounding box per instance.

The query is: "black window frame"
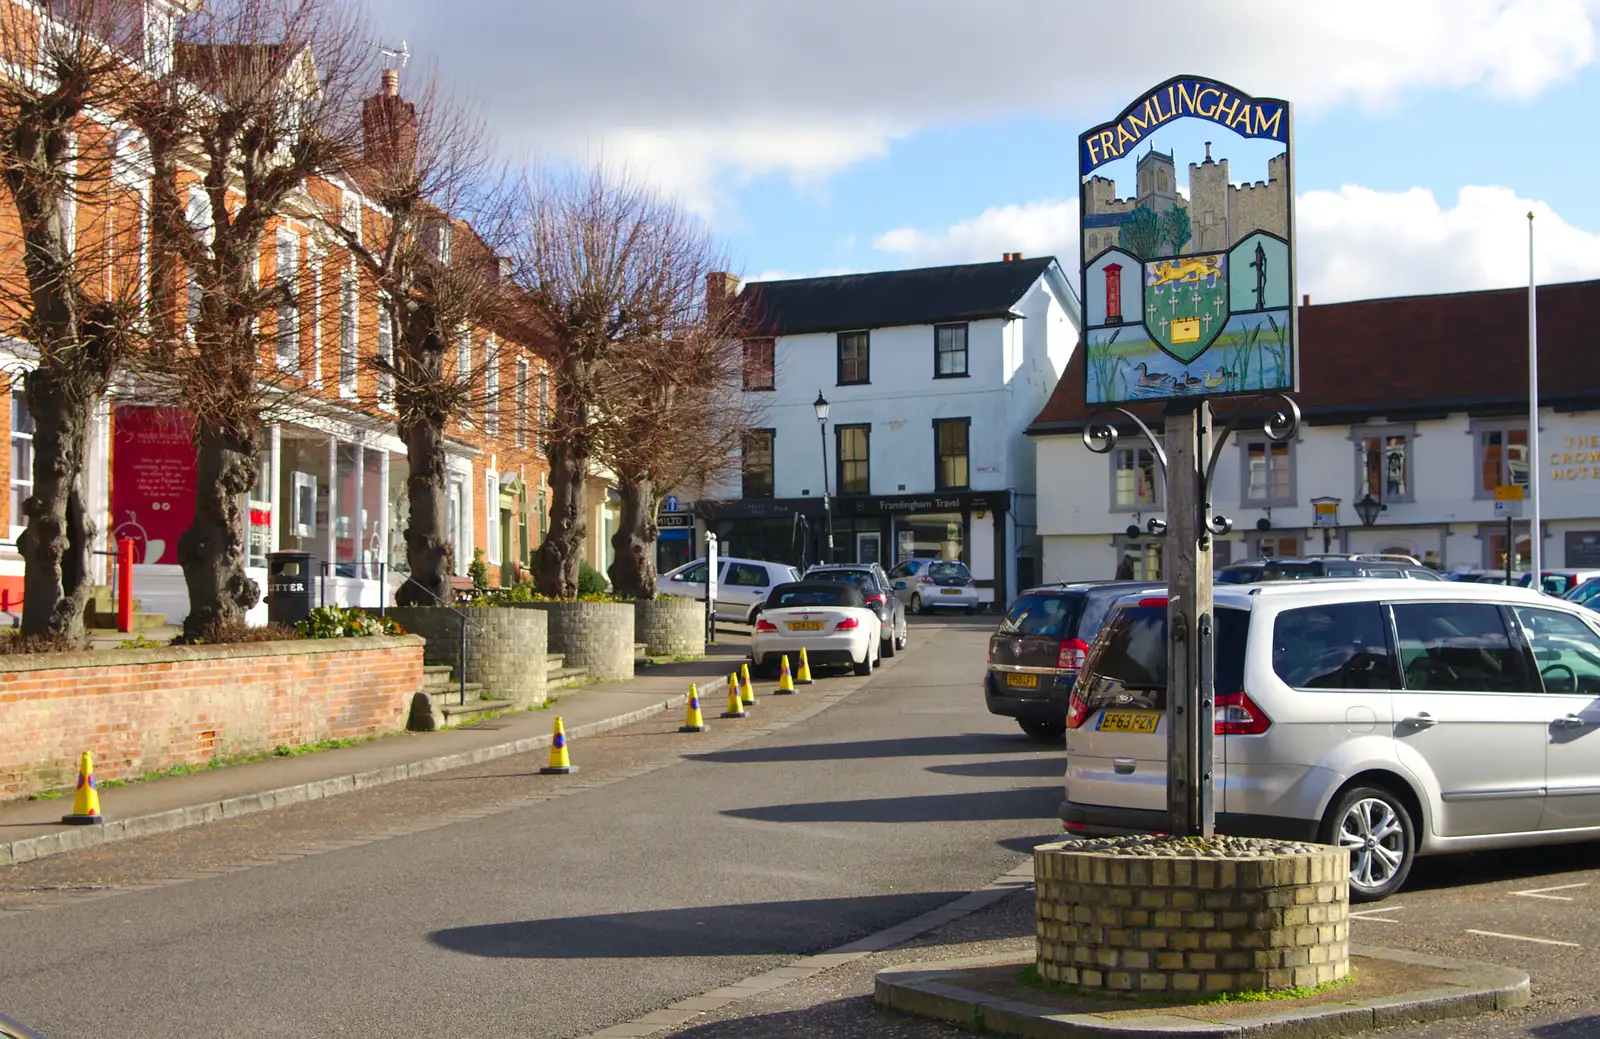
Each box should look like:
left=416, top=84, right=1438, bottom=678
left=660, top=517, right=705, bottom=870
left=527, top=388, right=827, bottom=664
left=934, top=417, right=971, bottom=492
left=742, top=337, right=775, bottom=392
left=837, top=330, right=870, bottom=386
left=741, top=428, right=775, bottom=500
left=934, top=323, right=968, bottom=378
left=836, top=422, right=870, bottom=496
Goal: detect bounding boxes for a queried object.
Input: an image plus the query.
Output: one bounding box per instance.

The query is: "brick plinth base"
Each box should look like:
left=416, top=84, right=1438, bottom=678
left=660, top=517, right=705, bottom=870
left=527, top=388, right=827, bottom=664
left=1034, top=836, right=1350, bottom=994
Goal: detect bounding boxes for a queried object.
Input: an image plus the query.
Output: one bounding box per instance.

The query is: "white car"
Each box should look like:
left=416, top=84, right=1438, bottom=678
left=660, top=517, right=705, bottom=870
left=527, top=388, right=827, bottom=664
left=888, top=558, right=981, bottom=614
left=656, top=557, right=802, bottom=624
left=750, top=581, right=882, bottom=678
left=1061, top=579, right=1600, bottom=902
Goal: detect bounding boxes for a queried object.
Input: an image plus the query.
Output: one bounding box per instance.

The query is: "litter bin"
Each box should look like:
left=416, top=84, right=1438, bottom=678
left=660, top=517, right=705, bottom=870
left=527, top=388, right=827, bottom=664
left=266, top=551, right=315, bottom=627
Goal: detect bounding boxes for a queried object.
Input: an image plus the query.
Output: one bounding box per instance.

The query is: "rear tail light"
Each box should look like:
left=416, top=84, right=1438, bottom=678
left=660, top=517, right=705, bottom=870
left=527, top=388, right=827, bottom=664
left=864, top=592, right=886, bottom=607
left=755, top=618, right=778, bottom=632
left=920, top=575, right=935, bottom=585
left=1066, top=686, right=1090, bottom=729
left=1057, top=638, right=1089, bottom=671
left=1214, top=691, right=1271, bottom=735
left=1138, top=597, right=1169, bottom=608
left=835, top=617, right=860, bottom=630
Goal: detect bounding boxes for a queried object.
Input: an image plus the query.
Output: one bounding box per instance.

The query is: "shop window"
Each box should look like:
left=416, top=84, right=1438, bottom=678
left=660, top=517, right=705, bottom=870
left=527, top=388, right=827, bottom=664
left=897, top=513, right=963, bottom=564
left=934, top=418, right=969, bottom=491
left=1354, top=423, right=1413, bottom=504
left=1111, top=445, right=1161, bottom=510
left=742, top=429, right=774, bottom=499
left=837, top=423, right=870, bottom=495
left=335, top=445, right=359, bottom=571
left=743, top=338, right=774, bottom=391
left=1113, top=536, right=1163, bottom=581
left=10, top=386, right=33, bottom=533
left=1481, top=522, right=1531, bottom=571
left=1473, top=420, right=1529, bottom=498
left=1241, top=438, right=1293, bottom=506
left=935, top=324, right=968, bottom=378
left=1252, top=535, right=1301, bottom=559
left=837, top=331, right=869, bottom=385
left=362, top=449, right=384, bottom=577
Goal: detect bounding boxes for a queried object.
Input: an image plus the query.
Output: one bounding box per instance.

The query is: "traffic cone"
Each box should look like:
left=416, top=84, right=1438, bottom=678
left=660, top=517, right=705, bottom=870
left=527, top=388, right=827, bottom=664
left=740, top=663, right=756, bottom=707
left=540, top=716, right=578, bottom=774
left=721, top=672, right=748, bottom=718
left=775, top=654, right=796, bottom=694
left=679, top=683, right=709, bottom=732
left=795, top=647, right=814, bottom=685
left=61, top=751, right=106, bottom=825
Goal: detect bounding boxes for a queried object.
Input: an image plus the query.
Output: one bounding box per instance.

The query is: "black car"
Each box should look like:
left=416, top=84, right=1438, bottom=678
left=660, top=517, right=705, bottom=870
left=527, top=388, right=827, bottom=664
left=985, top=581, right=1163, bottom=740
left=803, top=563, right=909, bottom=659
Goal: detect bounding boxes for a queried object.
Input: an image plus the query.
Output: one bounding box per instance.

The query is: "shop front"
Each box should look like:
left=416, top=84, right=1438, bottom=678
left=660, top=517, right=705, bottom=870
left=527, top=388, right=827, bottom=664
left=656, top=511, right=695, bottom=573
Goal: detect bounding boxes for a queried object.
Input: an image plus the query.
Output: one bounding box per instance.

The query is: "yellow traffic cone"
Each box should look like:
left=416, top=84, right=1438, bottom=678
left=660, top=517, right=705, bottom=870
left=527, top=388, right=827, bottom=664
left=540, top=716, right=578, bottom=774
left=740, top=663, right=756, bottom=707
left=795, top=647, right=814, bottom=685
left=721, top=672, right=748, bottom=718
left=775, top=654, right=796, bottom=694
left=680, top=683, right=709, bottom=733
left=61, top=750, right=106, bottom=825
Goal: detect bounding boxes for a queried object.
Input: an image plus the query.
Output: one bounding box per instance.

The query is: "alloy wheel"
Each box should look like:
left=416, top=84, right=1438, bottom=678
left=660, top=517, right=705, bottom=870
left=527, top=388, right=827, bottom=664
left=1337, top=797, right=1407, bottom=894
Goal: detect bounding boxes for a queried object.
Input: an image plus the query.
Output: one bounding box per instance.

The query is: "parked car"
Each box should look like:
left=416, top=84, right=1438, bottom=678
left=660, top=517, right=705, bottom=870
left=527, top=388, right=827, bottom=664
left=1061, top=579, right=1600, bottom=902
left=1521, top=570, right=1600, bottom=596
left=1564, top=576, right=1600, bottom=606
left=750, top=581, right=881, bottom=677
left=804, top=563, right=908, bottom=659
left=1217, top=557, right=1442, bottom=583
left=985, top=581, right=1163, bottom=740
left=0, top=1013, right=43, bottom=1039
left=887, top=558, right=980, bottom=614
left=656, top=557, right=802, bottom=624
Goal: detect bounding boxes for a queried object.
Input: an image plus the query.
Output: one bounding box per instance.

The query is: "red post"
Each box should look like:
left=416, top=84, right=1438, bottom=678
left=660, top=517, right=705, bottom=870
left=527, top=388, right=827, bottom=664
left=117, top=538, right=135, bottom=633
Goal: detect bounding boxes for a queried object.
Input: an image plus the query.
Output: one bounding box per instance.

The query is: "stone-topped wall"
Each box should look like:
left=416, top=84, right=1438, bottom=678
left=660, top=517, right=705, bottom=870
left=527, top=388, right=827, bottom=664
left=1034, top=836, right=1349, bottom=995
left=634, top=598, right=705, bottom=658
left=516, top=601, right=634, bottom=681
left=386, top=607, right=547, bottom=706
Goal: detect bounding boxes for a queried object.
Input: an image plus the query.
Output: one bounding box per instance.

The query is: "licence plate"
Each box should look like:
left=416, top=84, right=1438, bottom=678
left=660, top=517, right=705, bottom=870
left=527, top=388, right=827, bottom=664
left=1005, top=673, right=1039, bottom=689
left=787, top=621, right=824, bottom=631
left=941, top=588, right=963, bottom=595
left=1097, top=710, right=1159, bottom=733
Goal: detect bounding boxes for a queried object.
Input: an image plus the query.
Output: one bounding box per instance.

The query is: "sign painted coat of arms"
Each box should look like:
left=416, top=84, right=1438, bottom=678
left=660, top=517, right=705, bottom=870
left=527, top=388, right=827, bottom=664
left=1143, top=253, right=1226, bottom=361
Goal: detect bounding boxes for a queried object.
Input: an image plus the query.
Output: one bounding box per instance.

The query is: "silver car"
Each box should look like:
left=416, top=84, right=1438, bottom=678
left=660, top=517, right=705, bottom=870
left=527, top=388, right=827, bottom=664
left=888, top=558, right=980, bottom=615
left=656, top=556, right=802, bottom=625
left=1061, top=579, right=1600, bottom=901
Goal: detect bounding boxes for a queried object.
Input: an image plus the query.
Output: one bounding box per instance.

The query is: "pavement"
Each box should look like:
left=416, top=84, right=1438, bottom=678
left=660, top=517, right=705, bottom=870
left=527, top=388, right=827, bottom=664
left=0, top=636, right=759, bottom=866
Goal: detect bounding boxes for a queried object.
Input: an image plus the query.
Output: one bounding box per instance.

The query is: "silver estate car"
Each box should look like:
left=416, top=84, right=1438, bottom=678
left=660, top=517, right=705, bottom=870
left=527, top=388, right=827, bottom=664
left=1061, top=580, right=1600, bottom=901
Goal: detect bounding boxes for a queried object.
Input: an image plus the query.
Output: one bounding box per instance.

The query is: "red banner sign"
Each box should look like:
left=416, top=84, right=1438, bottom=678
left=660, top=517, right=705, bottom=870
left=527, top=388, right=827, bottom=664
left=111, top=406, right=196, bottom=565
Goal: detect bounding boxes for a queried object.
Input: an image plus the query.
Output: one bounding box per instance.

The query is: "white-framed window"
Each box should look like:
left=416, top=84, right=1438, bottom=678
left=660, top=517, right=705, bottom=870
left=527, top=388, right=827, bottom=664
left=515, top=357, right=529, bottom=449
left=10, top=384, right=33, bottom=535
left=428, top=218, right=453, bottom=264
left=537, top=370, right=549, bottom=458
left=58, top=135, right=76, bottom=255
left=308, top=247, right=324, bottom=385
left=376, top=299, right=395, bottom=411
left=185, top=185, right=211, bottom=339
left=274, top=230, right=299, bottom=374
left=1472, top=419, right=1529, bottom=499
left=484, top=336, right=500, bottom=437
left=456, top=330, right=472, bottom=385
left=338, top=271, right=358, bottom=398
left=1111, top=444, right=1162, bottom=510
left=1240, top=438, right=1294, bottom=507
left=340, top=191, right=361, bottom=245
left=485, top=470, right=501, bottom=566
left=1353, top=423, right=1415, bottom=504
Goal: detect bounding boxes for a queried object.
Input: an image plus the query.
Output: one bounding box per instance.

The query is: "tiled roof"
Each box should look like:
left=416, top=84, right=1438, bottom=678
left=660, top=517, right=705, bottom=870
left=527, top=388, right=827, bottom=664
left=1028, top=278, right=1600, bottom=433
left=741, top=257, right=1057, bottom=337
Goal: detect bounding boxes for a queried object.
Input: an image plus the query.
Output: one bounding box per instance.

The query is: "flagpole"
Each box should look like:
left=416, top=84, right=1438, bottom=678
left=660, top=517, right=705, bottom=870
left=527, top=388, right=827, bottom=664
left=1528, top=211, right=1542, bottom=584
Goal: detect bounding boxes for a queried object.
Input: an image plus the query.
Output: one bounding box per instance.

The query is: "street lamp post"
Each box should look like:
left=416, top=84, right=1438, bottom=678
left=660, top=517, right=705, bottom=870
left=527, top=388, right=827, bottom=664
left=814, top=390, right=835, bottom=564
left=1354, top=493, right=1385, bottom=529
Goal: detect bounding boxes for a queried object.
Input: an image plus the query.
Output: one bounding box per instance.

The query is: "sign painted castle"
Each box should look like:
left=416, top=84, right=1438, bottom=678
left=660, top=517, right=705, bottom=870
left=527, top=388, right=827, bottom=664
left=1079, top=76, right=1297, bottom=406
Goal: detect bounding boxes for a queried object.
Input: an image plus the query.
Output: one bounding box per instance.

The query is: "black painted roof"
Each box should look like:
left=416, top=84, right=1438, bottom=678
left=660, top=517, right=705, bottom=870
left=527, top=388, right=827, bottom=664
left=742, top=257, right=1057, bottom=337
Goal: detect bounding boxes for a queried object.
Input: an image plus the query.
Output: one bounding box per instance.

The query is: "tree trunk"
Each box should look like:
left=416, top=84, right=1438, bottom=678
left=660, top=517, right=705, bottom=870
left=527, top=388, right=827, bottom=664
left=17, top=369, right=96, bottom=642
left=398, top=412, right=449, bottom=607
left=607, top=471, right=656, bottom=599
left=535, top=436, right=586, bottom=598
left=178, top=422, right=260, bottom=638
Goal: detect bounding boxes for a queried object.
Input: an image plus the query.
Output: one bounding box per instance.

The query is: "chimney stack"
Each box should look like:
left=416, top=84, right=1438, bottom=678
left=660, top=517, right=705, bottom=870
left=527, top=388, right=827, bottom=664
left=1302, top=294, right=1310, bottom=306
left=363, top=69, right=418, bottom=171
left=1002, top=252, right=1022, bottom=262
left=706, top=271, right=741, bottom=323
left=381, top=67, right=399, bottom=96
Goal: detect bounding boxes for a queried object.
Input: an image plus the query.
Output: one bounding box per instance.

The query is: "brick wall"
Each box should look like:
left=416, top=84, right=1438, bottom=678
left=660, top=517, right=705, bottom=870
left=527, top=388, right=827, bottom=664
left=518, top=601, right=635, bottom=680
left=1034, top=839, right=1349, bottom=995
left=0, top=635, right=424, bottom=802
left=634, top=598, right=705, bottom=658
left=387, top=606, right=547, bottom=706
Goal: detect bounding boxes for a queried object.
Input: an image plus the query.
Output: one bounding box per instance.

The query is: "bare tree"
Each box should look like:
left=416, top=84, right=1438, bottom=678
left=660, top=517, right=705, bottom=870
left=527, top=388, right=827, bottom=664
left=596, top=280, right=759, bottom=598
left=130, top=0, right=372, bottom=637
left=314, top=65, right=519, bottom=608
left=513, top=168, right=742, bottom=598
left=0, top=0, right=151, bottom=640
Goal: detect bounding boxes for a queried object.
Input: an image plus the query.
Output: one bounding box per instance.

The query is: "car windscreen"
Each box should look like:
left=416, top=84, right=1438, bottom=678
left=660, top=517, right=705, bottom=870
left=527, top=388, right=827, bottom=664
left=1216, top=568, right=1263, bottom=584
left=767, top=585, right=860, bottom=609
left=998, top=593, right=1083, bottom=637
left=928, top=561, right=970, bottom=581
left=809, top=570, right=875, bottom=590
left=1261, top=563, right=1324, bottom=581
left=1078, top=588, right=1161, bottom=642
left=1077, top=604, right=1250, bottom=710
left=1567, top=578, right=1600, bottom=603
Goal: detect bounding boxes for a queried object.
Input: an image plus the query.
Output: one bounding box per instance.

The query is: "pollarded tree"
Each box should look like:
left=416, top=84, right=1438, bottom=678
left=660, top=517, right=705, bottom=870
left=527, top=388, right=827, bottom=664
left=0, top=0, right=151, bottom=641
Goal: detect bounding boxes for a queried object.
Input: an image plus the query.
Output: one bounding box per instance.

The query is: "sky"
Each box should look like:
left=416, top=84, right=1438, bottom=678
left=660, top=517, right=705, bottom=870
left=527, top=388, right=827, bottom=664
left=363, top=0, right=1600, bottom=304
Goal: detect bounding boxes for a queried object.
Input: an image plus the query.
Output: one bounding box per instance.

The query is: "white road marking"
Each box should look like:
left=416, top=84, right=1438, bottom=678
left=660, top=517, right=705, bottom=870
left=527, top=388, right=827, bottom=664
left=1466, top=929, right=1580, bottom=948
left=1350, top=906, right=1405, bottom=922
left=1510, top=882, right=1591, bottom=902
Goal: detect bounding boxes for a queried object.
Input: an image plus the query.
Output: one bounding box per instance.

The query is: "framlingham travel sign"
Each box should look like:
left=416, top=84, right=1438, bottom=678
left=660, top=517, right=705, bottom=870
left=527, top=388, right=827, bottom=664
left=1080, top=76, right=1298, bottom=405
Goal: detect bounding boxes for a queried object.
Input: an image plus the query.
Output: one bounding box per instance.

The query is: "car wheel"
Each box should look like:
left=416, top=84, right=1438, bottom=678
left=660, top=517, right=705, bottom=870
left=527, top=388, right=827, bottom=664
left=964, top=606, right=976, bottom=616
left=895, top=620, right=908, bottom=649
left=1018, top=719, right=1065, bottom=741
left=1320, top=785, right=1415, bottom=902
left=909, top=594, right=923, bottom=616
left=881, top=631, right=896, bottom=658
left=854, top=648, right=873, bottom=676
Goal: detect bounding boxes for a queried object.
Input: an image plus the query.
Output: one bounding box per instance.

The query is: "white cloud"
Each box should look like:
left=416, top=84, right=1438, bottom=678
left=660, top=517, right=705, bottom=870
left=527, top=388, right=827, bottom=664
left=867, top=186, right=1600, bottom=302
left=371, top=0, right=1600, bottom=209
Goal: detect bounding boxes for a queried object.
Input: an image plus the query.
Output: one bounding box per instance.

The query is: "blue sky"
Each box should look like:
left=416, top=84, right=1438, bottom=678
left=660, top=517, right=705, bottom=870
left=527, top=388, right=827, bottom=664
left=367, top=0, right=1600, bottom=303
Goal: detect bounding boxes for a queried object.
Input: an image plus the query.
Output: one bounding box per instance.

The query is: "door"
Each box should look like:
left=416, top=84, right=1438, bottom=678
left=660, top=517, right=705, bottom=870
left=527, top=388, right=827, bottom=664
left=1388, top=601, right=1546, bottom=838
left=1510, top=605, right=1600, bottom=830
left=665, top=559, right=711, bottom=601
left=719, top=561, right=773, bottom=621
left=857, top=532, right=882, bottom=567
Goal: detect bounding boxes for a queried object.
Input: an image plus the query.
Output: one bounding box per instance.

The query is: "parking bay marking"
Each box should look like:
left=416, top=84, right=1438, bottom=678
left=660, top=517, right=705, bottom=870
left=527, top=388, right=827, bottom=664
left=1510, top=883, right=1591, bottom=902
left=1350, top=906, right=1405, bottom=923
left=1466, top=929, right=1580, bottom=948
